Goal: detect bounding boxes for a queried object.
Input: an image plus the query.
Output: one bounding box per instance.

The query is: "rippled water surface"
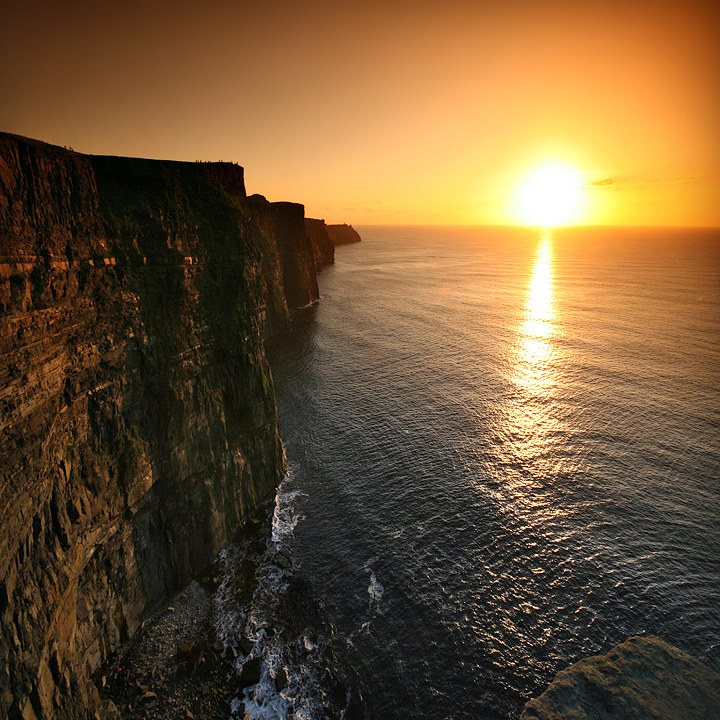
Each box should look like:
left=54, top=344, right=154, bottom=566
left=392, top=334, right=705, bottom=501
left=263, top=226, right=720, bottom=719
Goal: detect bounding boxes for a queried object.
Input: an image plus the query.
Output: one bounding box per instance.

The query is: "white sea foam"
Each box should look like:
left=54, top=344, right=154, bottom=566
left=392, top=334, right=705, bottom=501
left=234, top=656, right=292, bottom=720
left=212, top=467, right=333, bottom=719
left=271, top=465, right=305, bottom=549
left=363, top=557, right=384, bottom=608
left=213, top=545, right=248, bottom=649
left=368, top=571, right=384, bottom=604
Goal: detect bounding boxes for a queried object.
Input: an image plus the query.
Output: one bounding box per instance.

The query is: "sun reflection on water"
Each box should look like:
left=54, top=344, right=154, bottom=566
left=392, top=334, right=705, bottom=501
left=499, top=229, right=566, bottom=488
left=485, top=230, right=568, bottom=506
left=513, top=230, right=557, bottom=396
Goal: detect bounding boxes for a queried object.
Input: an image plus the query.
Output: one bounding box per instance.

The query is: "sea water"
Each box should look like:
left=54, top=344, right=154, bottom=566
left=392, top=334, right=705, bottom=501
left=220, top=226, right=720, bottom=719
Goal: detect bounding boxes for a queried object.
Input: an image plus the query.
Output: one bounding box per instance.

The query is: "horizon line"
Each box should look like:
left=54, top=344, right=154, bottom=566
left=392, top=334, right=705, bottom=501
left=347, top=223, right=720, bottom=230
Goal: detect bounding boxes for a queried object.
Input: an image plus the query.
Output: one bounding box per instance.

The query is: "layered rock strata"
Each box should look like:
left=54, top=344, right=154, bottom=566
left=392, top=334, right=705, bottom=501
left=521, top=635, right=720, bottom=720
left=0, top=133, right=333, bottom=719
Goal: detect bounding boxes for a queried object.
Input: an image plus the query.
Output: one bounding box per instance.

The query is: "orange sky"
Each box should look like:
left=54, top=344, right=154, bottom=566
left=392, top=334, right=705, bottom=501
left=1, top=0, right=718, bottom=226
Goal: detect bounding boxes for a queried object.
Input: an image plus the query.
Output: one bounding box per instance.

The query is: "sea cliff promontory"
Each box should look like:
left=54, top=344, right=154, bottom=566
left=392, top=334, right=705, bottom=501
left=326, top=223, right=361, bottom=246
left=0, top=133, right=350, bottom=719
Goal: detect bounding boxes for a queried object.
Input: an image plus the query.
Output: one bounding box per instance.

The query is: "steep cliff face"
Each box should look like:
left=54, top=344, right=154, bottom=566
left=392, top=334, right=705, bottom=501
left=304, top=218, right=335, bottom=269
left=247, top=197, right=318, bottom=312
left=521, top=635, right=720, bottom=720
left=0, top=134, right=326, bottom=719
left=326, top=223, right=361, bottom=246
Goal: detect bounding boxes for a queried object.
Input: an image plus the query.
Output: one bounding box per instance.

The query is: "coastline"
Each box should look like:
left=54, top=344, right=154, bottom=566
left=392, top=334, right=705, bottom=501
left=0, top=132, right=353, bottom=719
left=98, top=579, right=231, bottom=719
left=98, top=510, right=274, bottom=720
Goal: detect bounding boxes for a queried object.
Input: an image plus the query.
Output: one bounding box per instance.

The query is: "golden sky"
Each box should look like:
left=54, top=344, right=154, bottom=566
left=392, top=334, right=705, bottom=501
left=1, top=0, right=718, bottom=226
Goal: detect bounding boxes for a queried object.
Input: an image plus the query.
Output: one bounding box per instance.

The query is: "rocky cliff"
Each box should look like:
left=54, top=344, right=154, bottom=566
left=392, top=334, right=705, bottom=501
left=326, top=223, right=361, bottom=246
left=521, top=635, right=720, bottom=720
left=304, top=218, right=335, bottom=269
left=0, top=133, right=331, bottom=719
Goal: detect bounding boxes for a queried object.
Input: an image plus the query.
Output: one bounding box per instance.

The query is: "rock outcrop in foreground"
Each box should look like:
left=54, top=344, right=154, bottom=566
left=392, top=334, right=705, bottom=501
left=521, top=635, right=720, bottom=720
left=326, top=223, right=361, bottom=246
left=0, top=133, right=349, bottom=719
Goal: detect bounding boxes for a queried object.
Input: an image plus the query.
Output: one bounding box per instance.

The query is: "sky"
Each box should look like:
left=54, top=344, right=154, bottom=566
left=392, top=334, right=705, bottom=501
left=1, top=0, right=718, bottom=226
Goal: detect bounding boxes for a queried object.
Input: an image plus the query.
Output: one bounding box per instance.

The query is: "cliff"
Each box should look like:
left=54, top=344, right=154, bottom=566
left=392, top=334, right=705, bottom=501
left=521, top=635, right=720, bottom=720
left=326, top=223, right=361, bottom=246
left=304, top=218, right=335, bottom=269
left=0, top=133, right=331, bottom=719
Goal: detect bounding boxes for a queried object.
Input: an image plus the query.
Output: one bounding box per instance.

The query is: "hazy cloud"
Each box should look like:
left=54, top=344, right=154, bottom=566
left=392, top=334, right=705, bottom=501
left=587, top=173, right=719, bottom=190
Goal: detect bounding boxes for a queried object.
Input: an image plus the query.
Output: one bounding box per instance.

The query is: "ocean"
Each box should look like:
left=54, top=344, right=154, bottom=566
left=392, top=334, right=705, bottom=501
left=217, top=226, right=720, bottom=719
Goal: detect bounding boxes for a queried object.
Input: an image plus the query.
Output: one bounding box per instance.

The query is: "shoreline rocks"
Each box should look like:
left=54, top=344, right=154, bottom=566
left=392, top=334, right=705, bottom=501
left=96, top=579, right=231, bottom=720
left=98, top=506, right=274, bottom=719
left=521, top=635, right=720, bottom=720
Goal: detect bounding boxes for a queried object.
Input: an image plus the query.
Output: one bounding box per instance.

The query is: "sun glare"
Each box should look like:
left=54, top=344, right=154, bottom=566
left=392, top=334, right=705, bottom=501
left=514, top=164, right=584, bottom=226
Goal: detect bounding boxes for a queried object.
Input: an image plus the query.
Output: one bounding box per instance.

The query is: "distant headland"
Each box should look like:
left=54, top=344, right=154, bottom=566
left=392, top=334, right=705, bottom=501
left=326, top=223, right=361, bottom=246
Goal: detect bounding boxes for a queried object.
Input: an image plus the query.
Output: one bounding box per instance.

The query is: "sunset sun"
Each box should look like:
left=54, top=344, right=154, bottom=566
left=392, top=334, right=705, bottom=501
left=1, top=0, right=719, bottom=718
left=514, top=163, right=584, bottom=226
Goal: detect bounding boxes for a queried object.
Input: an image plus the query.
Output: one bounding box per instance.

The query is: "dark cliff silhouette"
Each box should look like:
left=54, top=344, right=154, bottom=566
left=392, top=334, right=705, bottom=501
left=0, top=132, right=353, bottom=719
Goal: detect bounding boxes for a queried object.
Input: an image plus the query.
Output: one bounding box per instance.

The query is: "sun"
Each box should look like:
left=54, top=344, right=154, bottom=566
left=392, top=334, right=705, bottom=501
left=513, top=163, right=584, bottom=226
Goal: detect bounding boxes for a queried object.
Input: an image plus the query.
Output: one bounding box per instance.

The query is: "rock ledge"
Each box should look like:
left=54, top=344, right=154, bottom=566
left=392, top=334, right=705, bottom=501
left=521, top=635, right=720, bottom=720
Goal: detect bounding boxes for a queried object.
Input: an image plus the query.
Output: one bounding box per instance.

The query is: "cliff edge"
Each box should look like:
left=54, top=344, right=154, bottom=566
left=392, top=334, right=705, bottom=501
left=304, top=218, right=335, bottom=269
left=326, top=223, right=361, bottom=246
left=0, top=133, right=333, bottom=719
left=521, top=635, right=720, bottom=720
